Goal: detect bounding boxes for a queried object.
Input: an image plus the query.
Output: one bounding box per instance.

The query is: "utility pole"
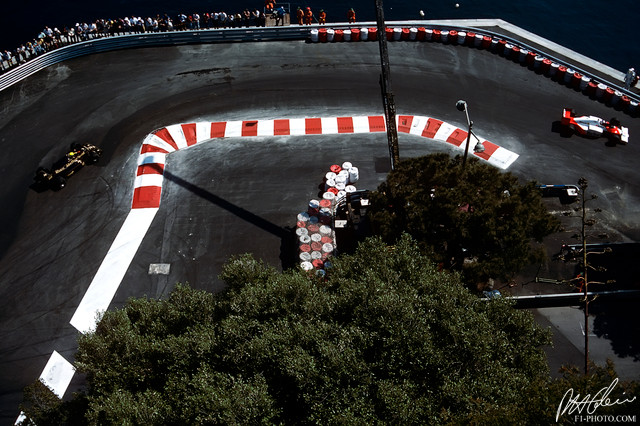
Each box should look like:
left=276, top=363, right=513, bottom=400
left=375, top=0, right=399, bottom=170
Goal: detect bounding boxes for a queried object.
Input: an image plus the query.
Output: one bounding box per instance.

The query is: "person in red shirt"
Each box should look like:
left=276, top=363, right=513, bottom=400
left=318, top=9, right=326, bottom=25
left=305, top=7, right=313, bottom=25
left=347, top=8, right=356, bottom=23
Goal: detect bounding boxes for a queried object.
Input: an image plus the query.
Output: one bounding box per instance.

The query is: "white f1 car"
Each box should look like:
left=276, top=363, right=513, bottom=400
left=561, top=108, right=629, bottom=144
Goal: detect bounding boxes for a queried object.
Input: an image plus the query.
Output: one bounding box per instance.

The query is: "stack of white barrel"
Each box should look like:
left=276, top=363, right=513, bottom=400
left=297, top=161, right=359, bottom=274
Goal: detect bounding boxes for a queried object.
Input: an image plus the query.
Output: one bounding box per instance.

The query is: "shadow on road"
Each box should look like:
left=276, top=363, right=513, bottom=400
left=163, top=170, right=297, bottom=271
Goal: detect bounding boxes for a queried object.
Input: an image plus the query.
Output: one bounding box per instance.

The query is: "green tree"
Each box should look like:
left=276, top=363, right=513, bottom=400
left=368, top=154, right=560, bottom=286
left=21, top=235, right=559, bottom=424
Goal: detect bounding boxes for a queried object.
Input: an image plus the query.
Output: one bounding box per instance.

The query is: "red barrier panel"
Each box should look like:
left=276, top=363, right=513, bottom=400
left=351, top=28, right=360, bottom=41
left=497, top=39, right=507, bottom=53
left=432, top=29, right=441, bottom=42
left=385, top=27, right=393, bottom=40
left=334, top=29, right=343, bottom=42
left=556, top=65, right=567, bottom=81
left=319, top=28, right=327, bottom=42
left=571, top=72, right=582, bottom=88
left=401, top=28, right=410, bottom=40
left=417, top=27, right=426, bottom=41
left=368, top=27, right=377, bottom=41
left=449, top=29, right=458, bottom=44
left=465, top=31, right=475, bottom=45
left=481, top=35, right=492, bottom=49
left=604, top=87, right=615, bottom=102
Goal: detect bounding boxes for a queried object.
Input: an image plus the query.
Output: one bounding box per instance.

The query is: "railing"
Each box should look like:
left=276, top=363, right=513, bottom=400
left=1, top=20, right=638, bottom=105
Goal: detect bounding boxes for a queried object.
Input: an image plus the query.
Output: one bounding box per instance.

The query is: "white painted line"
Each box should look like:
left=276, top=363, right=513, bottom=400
left=224, top=120, right=243, bottom=137
left=144, top=134, right=176, bottom=153
left=195, top=122, right=211, bottom=143
left=257, top=119, right=275, bottom=137
left=409, top=115, right=429, bottom=136
left=138, top=152, right=167, bottom=165
left=487, top=146, right=520, bottom=170
left=433, top=121, right=458, bottom=141
left=69, top=207, right=159, bottom=333
left=352, top=116, right=371, bottom=133
left=289, top=118, right=306, bottom=135
left=39, top=351, right=75, bottom=398
left=134, top=173, right=164, bottom=188
left=320, top=117, right=339, bottom=134
left=165, top=124, right=188, bottom=149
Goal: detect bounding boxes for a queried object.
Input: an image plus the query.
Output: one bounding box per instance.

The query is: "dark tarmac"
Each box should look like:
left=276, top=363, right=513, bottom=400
left=1, top=36, right=639, bottom=421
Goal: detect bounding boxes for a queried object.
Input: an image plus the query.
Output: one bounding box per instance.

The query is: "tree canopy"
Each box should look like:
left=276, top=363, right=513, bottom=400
left=21, top=235, right=559, bottom=425
left=368, top=154, right=560, bottom=286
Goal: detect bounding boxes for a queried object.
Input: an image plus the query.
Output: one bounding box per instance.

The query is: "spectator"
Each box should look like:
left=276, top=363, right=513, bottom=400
left=347, top=8, right=356, bottom=23
left=318, top=9, right=326, bottom=25
left=305, top=7, right=313, bottom=25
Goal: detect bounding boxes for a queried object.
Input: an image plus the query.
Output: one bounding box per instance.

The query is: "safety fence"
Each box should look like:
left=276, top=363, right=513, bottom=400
left=310, top=24, right=640, bottom=115
left=1, top=21, right=638, bottom=115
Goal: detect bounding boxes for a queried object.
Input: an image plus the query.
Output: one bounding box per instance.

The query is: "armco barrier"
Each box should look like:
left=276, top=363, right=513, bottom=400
left=0, top=26, right=309, bottom=92
left=2, top=21, right=639, bottom=113
left=309, top=22, right=640, bottom=113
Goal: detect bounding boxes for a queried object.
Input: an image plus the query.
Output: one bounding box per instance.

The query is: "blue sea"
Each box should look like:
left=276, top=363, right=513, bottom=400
left=1, top=0, right=638, bottom=72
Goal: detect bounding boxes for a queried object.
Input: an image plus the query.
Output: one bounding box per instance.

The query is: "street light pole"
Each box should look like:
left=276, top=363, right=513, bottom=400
left=456, top=100, right=484, bottom=169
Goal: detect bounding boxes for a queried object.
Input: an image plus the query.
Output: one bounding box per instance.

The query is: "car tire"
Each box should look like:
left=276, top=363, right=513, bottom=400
left=52, top=176, right=66, bottom=190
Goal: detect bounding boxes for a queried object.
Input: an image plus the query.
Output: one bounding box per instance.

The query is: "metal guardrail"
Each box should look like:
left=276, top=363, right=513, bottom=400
left=0, top=26, right=310, bottom=92
left=1, top=21, right=638, bottom=105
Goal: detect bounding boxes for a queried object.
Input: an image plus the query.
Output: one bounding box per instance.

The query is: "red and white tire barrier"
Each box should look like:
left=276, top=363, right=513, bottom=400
left=311, top=27, right=638, bottom=114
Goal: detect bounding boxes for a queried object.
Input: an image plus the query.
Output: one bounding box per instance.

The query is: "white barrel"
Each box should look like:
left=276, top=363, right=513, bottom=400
left=345, top=184, right=357, bottom=193
left=519, top=48, right=528, bottom=63
left=319, top=207, right=332, bottom=216
left=457, top=31, right=466, bottom=44
left=360, top=27, right=369, bottom=41
left=299, top=251, right=311, bottom=261
left=596, top=83, right=607, bottom=98
left=533, top=55, right=544, bottom=70
left=341, top=161, right=352, bottom=170
left=310, top=251, right=322, bottom=260
left=393, top=27, right=402, bottom=40
left=299, top=234, right=311, bottom=244
left=579, top=75, right=591, bottom=90
left=296, top=227, right=308, bottom=237
left=297, top=211, right=310, bottom=222
left=490, top=38, right=499, bottom=51
left=308, top=199, right=320, bottom=210
left=564, top=68, right=574, bottom=83
left=440, top=30, right=449, bottom=43
left=322, top=242, right=334, bottom=253
left=611, top=90, right=623, bottom=105
left=310, top=29, right=319, bottom=42
left=310, top=233, right=322, bottom=242
left=326, top=29, right=335, bottom=42
left=319, top=224, right=332, bottom=235
left=322, top=191, right=336, bottom=201
left=335, top=181, right=346, bottom=191
left=338, top=169, right=349, bottom=179
left=503, top=43, right=513, bottom=58
left=325, top=171, right=337, bottom=181
left=337, top=190, right=347, bottom=199
left=343, top=29, right=351, bottom=41
left=549, top=62, right=559, bottom=77
left=474, top=33, right=483, bottom=47
left=409, top=27, right=417, bottom=40
left=308, top=215, right=319, bottom=224
left=335, top=175, right=347, bottom=186
left=324, top=178, right=336, bottom=191
left=300, top=261, right=313, bottom=271
left=348, top=166, right=359, bottom=183
left=424, top=29, right=432, bottom=41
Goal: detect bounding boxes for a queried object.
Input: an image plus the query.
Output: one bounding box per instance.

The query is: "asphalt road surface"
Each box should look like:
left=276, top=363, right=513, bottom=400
left=1, top=38, right=639, bottom=421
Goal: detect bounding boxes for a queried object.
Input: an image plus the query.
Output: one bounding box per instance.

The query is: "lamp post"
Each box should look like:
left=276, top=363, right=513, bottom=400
left=456, top=100, right=485, bottom=169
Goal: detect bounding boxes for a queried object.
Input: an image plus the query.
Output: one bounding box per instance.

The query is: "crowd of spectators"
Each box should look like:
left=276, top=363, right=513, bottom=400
left=0, top=8, right=272, bottom=74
